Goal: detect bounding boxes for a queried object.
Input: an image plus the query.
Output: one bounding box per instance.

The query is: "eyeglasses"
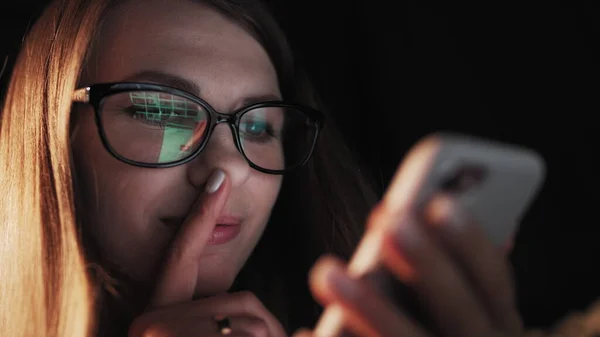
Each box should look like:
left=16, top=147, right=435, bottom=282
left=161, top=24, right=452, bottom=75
left=72, top=82, right=324, bottom=174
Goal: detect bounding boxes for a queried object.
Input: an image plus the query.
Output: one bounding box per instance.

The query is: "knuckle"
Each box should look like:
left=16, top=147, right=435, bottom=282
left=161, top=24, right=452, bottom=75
left=236, top=291, right=260, bottom=307
left=246, top=318, right=269, bottom=337
left=233, top=291, right=268, bottom=316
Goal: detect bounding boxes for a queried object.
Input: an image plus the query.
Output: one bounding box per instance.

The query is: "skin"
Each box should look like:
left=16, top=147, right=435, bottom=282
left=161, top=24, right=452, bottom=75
left=299, top=195, right=525, bottom=337
left=72, top=0, right=283, bottom=299
left=68, top=1, right=525, bottom=335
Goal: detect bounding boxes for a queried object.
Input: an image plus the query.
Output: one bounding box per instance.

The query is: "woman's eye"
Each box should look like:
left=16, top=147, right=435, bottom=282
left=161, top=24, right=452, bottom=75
left=241, top=121, right=269, bottom=136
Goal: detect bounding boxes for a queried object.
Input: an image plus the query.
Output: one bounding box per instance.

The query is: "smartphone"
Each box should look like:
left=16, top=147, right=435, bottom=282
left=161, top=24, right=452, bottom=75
left=316, top=132, right=546, bottom=336
left=385, top=132, right=545, bottom=245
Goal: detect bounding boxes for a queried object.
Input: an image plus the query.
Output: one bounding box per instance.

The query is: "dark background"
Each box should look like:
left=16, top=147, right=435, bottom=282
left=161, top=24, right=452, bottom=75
left=1, top=0, right=598, bottom=329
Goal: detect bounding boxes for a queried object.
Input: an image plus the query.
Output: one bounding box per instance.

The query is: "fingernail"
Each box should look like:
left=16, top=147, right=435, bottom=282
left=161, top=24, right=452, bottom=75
left=205, top=169, right=226, bottom=194
left=395, top=215, right=422, bottom=250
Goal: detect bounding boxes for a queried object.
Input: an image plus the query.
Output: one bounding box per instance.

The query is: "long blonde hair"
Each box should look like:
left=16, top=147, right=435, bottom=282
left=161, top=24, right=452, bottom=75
left=0, top=0, right=382, bottom=334
left=0, top=0, right=112, bottom=336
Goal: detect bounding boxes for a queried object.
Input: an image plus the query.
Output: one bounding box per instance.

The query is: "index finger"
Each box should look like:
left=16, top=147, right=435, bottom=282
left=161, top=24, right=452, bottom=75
left=149, top=169, right=230, bottom=309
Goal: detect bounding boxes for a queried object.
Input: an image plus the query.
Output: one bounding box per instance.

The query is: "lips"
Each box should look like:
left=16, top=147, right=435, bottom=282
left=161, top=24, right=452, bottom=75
left=210, top=215, right=242, bottom=245
left=209, top=223, right=242, bottom=245
left=214, top=215, right=242, bottom=226
left=161, top=214, right=242, bottom=245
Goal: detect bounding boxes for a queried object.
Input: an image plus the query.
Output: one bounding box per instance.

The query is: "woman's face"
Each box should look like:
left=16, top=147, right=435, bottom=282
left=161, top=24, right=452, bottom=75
left=72, top=0, right=283, bottom=297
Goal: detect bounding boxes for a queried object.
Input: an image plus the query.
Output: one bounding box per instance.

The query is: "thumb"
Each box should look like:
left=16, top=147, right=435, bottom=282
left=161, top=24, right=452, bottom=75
left=149, top=169, right=229, bottom=309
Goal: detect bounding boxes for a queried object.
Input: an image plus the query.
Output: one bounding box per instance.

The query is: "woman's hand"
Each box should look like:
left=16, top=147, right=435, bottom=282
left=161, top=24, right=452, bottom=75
left=299, top=194, right=524, bottom=337
left=128, top=170, right=286, bottom=337
left=129, top=291, right=287, bottom=337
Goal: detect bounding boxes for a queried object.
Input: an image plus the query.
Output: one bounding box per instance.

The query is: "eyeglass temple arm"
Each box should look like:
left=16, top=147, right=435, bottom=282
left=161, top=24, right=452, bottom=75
left=72, top=87, right=91, bottom=103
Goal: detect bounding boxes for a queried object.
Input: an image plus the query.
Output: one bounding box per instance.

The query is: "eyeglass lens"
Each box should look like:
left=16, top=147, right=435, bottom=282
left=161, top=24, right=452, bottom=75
left=99, top=91, right=317, bottom=171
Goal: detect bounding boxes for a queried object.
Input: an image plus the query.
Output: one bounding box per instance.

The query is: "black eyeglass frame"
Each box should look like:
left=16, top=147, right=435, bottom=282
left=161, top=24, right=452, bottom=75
left=72, top=82, right=325, bottom=175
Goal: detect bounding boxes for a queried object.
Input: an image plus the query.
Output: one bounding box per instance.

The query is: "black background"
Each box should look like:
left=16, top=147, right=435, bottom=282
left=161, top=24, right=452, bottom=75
left=1, top=0, right=598, bottom=329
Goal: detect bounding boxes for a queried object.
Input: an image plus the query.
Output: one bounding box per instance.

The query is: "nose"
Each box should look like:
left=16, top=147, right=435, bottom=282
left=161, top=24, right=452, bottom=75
left=186, top=124, right=251, bottom=189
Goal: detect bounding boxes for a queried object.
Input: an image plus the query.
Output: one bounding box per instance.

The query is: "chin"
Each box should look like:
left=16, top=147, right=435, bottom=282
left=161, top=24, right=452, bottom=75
left=193, top=279, right=235, bottom=299
left=193, top=261, right=240, bottom=298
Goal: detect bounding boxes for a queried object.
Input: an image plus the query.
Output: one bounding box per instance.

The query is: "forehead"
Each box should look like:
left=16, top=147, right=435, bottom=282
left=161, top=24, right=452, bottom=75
left=84, top=0, right=280, bottom=102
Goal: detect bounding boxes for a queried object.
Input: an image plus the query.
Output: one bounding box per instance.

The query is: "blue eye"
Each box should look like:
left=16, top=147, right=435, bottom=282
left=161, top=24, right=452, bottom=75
left=241, top=120, right=268, bottom=136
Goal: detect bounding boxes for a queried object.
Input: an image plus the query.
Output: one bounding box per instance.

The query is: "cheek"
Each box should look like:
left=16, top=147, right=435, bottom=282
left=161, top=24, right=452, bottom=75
left=72, top=114, right=178, bottom=280
left=86, top=172, right=172, bottom=281
left=250, top=174, right=282, bottom=222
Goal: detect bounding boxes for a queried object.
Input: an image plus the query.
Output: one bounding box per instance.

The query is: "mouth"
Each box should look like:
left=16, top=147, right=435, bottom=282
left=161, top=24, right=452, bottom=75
left=161, top=214, right=242, bottom=245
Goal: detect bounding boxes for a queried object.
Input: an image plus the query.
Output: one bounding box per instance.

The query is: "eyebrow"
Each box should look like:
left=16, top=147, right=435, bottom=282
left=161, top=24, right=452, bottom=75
left=123, top=70, right=201, bottom=96
left=122, top=70, right=282, bottom=107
